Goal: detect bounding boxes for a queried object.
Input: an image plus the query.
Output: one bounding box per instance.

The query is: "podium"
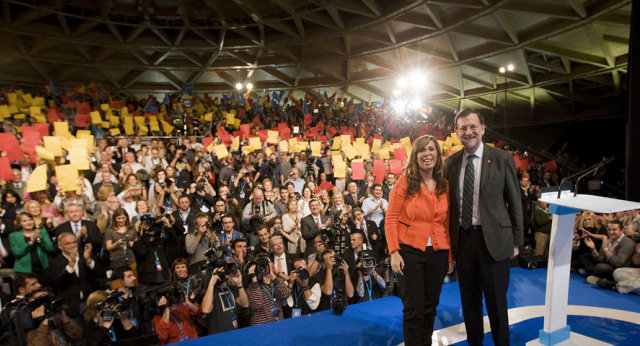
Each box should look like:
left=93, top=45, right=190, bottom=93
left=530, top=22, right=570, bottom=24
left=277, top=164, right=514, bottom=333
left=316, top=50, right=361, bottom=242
left=527, top=191, right=640, bottom=345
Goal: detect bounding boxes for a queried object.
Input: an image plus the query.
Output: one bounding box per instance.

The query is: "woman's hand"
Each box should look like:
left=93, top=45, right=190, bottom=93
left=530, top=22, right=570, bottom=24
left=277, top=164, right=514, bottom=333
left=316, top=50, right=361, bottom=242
left=447, top=261, right=455, bottom=274
left=390, top=251, right=404, bottom=276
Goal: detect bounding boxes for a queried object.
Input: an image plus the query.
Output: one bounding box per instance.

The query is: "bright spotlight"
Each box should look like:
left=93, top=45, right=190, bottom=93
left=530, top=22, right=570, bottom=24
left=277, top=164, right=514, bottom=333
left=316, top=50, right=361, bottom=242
left=235, top=83, right=243, bottom=90
left=499, top=66, right=506, bottom=74
left=410, top=98, right=422, bottom=110
left=246, top=83, right=253, bottom=89
left=507, top=64, right=514, bottom=71
left=393, top=90, right=401, bottom=96
left=394, top=100, right=406, bottom=113
left=409, top=71, right=427, bottom=89
left=397, top=78, right=407, bottom=89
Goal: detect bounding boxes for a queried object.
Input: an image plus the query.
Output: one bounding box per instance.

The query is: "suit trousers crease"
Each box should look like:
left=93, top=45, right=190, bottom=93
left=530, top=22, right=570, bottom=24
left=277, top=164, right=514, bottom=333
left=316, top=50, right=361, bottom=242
left=457, top=227, right=511, bottom=346
left=398, top=244, right=448, bottom=346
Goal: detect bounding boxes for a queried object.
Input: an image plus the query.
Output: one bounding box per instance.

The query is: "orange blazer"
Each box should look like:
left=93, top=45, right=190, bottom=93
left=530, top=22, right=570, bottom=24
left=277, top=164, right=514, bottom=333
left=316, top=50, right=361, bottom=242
left=385, top=174, right=452, bottom=262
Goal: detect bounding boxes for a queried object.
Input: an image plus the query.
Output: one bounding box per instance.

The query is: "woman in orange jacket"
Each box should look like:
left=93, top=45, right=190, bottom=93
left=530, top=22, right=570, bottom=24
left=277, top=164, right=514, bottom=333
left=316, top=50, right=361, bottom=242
left=385, top=135, right=455, bottom=346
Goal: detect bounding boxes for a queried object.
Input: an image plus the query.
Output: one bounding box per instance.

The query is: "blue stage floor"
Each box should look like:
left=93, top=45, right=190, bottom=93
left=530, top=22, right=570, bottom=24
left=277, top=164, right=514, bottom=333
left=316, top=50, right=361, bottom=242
left=183, top=268, right=640, bottom=346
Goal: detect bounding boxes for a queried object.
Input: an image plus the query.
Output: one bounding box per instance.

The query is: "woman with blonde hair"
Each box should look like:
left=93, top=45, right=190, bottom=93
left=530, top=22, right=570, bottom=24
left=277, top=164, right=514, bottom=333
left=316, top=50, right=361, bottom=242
left=23, top=200, right=54, bottom=234
left=281, top=199, right=305, bottom=254
left=10, top=212, right=54, bottom=274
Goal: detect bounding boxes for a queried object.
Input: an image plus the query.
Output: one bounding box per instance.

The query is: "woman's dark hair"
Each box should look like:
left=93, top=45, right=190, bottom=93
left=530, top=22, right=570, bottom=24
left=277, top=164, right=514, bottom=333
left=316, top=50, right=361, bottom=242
left=171, top=258, right=190, bottom=283
left=111, top=208, right=131, bottom=229
left=2, top=190, right=22, bottom=207
left=16, top=212, right=34, bottom=231
left=405, top=135, right=447, bottom=197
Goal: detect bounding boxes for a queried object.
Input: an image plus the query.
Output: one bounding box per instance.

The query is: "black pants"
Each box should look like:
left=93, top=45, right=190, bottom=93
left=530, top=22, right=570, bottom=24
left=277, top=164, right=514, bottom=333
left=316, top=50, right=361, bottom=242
left=457, top=226, right=511, bottom=346
left=398, top=244, right=448, bottom=346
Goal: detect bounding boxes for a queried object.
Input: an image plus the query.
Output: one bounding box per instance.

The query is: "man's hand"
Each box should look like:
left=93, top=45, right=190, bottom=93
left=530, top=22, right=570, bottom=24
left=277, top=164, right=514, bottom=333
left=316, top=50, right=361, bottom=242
left=84, top=243, right=93, bottom=262
left=511, top=246, right=519, bottom=259
left=81, top=225, right=88, bottom=238
left=584, top=237, right=596, bottom=249
left=340, top=260, right=349, bottom=275
left=31, top=305, right=45, bottom=320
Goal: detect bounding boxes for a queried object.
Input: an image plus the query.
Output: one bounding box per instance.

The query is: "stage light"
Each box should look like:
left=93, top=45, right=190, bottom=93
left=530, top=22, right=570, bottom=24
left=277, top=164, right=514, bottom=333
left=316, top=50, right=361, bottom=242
left=246, top=83, right=253, bottom=90
left=507, top=64, right=514, bottom=72
left=410, top=98, right=422, bottom=110
left=499, top=66, right=506, bottom=74
left=393, top=90, right=401, bottom=96
left=397, top=78, right=407, bottom=89
left=235, top=83, right=243, bottom=90
left=409, top=71, right=427, bottom=90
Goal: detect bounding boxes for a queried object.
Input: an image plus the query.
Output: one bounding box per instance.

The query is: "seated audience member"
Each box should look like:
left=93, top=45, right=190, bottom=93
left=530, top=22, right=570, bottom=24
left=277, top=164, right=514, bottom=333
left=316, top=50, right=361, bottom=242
left=245, top=253, right=290, bottom=325
left=13, top=273, right=42, bottom=299
left=534, top=201, right=553, bottom=256
left=285, top=258, right=321, bottom=316
left=54, top=203, right=103, bottom=256
left=93, top=171, right=122, bottom=197
left=217, top=214, right=245, bottom=261
left=581, top=220, right=635, bottom=282
left=185, top=212, right=221, bottom=266
left=313, top=249, right=354, bottom=312
left=83, top=290, right=141, bottom=346
left=42, top=232, right=102, bottom=320
left=105, top=208, right=138, bottom=271
left=201, top=264, right=249, bottom=334
left=597, top=243, right=640, bottom=294
left=10, top=212, right=54, bottom=275
left=252, top=225, right=272, bottom=257
left=23, top=289, right=83, bottom=345
left=153, top=289, right=201, bottom=344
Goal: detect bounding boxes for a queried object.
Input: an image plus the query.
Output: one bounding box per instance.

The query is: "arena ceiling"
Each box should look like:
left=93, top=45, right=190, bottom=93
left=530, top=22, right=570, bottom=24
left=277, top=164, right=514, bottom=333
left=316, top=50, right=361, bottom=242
left=0, top=0, right=631, bottom=126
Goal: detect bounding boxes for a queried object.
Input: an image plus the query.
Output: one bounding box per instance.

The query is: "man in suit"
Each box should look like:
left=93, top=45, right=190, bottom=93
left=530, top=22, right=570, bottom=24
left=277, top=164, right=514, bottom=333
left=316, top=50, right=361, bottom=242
left=92, top=170, right=122, bottom=196
left=352, top=207, right=384, bottom=259
left=42, top=232, right=102, bottom=320
left=171, top=194, right=196, bottom=261
left=270, top=235, right=296, bottom=280
left=344, top=182, right=364, bottom=209
left=444, top=108, right=523, bottom=346
left=301, top=199, right=332, bottom=259
left=54, top=203, right=103, bottom=256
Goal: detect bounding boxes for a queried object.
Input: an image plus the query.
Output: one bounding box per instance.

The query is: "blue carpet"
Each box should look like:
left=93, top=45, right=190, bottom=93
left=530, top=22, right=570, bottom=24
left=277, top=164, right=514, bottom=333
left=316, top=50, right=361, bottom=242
left=182, top=268, right=640, bottom=345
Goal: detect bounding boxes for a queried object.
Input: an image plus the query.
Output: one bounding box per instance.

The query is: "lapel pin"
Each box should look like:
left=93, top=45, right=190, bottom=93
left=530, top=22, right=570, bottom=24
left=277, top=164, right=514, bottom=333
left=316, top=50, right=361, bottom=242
left=487, top=160, right=491, bottom=163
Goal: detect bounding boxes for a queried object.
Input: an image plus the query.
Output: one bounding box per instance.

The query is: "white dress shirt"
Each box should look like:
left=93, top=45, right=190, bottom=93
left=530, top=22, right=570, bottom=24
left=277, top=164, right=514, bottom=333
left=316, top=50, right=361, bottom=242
left=459, top=144, right=484, bottom=226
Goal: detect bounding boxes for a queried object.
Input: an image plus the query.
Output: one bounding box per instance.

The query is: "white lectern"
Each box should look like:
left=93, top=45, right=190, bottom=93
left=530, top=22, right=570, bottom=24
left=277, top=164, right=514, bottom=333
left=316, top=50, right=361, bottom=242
left=527, top=191, right=640, bottom=345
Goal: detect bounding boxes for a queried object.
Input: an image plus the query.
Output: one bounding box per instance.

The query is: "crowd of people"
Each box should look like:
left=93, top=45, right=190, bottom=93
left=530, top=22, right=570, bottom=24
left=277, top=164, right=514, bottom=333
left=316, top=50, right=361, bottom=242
left=0, top=85, right=637, bottom=346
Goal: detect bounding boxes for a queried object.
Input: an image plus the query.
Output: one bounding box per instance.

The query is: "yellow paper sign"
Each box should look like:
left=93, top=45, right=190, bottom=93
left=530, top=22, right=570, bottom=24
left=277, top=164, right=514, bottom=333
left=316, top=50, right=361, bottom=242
left=54, top=122, right=69, bottom=136
left=249, top=137, right=262, bottom=151
left=55, top=165, right=79, bottom=192
left=0, top=105, right=10, bottom=118
left=378, top=147, right=390, bottom=160
left=230, top=136, right=240, bottom=150
left=267, top=130, right=279, bottom=144
left=334, top=161, right=346, bottom=178
left=120, top=107, right=130, bottom=117
left=451, top=132, right=462, bottom=146
left=213, top=144, right=229, bottom=159
left=34, top=115, right=47, bottom=123
left=91, top=111, right=102, bottom=124
left=43, top=136, right=62, bottom=156
left=27, top=165, right=48, bottom=193
left=161, top=120, right=174, bottom=134
left=310, top=142, right=322, bottom=157
left=331, top=136, right=342, bottom=150
left=279, top=140, right=288, bottom=153
left=110, top=128, right=121, bottom=136
left=354, top=142, right=370, bottom=160
left=400, top=137, right=412, bottom=149
left=340, top=135, right=351, bottom=148
left=29, top=106, right=42, bottom=115
left=69, top=147, right=89, bottom=170
left=149, top=117, right=160, bottom=132
left=204, top=112, right=213, bottom=121
left=225, top=113, right=235, bottom=127
left=288, top=138, right=297, bottom=153
left=36, top=146, right=55, bottom=161
left=101, top=121, right=110, bottom=128
left=342, top=143, right=359, bottom=160
left=100, top=103, right=110, bottom=111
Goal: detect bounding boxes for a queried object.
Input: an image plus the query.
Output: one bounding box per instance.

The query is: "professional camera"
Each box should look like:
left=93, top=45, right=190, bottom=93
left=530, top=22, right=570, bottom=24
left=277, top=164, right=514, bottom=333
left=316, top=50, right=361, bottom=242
left=139, top=214, right=156, bottom=227
left=244, top=254, right=270, bottom=283
left=359, top=248, right=376, bottom=270
left=158, top=179, right=173, bottom=189
left=332, top=253, right=344, bottom=272
left=96, top=291, right=135, bottom=322
left=253, top=204, right=264, bottom=222
left=232, top=152, right=244, bottom=172
left=296, top=267, right=309, bottom=280
left=201, top=258, right=238, bottom=281
left=26, top=293, right=67, bottom=322
left=141, top=283, right=186, bottom=320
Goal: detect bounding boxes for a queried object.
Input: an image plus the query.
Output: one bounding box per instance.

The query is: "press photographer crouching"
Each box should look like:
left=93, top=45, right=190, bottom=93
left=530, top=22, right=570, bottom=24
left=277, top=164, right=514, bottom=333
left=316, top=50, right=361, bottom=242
left=245, top=253, right=290, bottom=325
left=313, top=249, right=354, bottom=315
left=354, top=246, right=388, bottom=303
left=83, top=289, right=141, bottom=346
left=21, top=289, right=83, bottom=345
left=201, top=259, right=249, bottom=334
left=143, top=282, right=202, bottom=344
left=132, top=211, right=177, bottom=293
left=285, top=258, right=321, bottom=317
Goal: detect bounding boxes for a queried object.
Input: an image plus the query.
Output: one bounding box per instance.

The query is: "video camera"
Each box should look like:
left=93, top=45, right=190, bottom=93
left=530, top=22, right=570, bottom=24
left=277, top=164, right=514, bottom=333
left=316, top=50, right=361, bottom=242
left=200, top=257, right=238, bottom=282
left=26, top=292, right=67, bottom=322
left=244, top=254, right=271, bottom=283
left=359, top=248, right=377, bottom=271
left=141, top=283, right=186, bottom=320
left=96, top=291, right=135, bottom=322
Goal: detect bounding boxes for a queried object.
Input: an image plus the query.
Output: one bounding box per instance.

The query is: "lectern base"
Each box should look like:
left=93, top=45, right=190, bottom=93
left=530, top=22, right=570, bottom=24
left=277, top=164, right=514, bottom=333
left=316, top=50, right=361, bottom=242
left=526, top=332, right=613, bottom=346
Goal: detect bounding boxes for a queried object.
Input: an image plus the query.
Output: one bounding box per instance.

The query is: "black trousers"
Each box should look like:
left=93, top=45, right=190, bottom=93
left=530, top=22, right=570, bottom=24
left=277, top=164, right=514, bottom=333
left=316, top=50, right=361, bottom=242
left=457, top=226, right=511, bottom=346
left=398, top=244, right=448, bottom=346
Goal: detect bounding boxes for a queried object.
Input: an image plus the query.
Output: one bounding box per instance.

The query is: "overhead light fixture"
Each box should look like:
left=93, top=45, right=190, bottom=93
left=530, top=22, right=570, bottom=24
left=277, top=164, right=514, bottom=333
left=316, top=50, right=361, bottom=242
left=393, top=90, right=401, bottom=96
left=499, top=66, right=506, bottom=74
left=246, top=83, right=253, bottom=90
left=507, top=64, right=514, bottom=72
left=235, top=83, right=243, bottom=90
left=397, top=78, right=407, bottom=89
left=499, top=64, right=515, bottom=74
left=410, top=98, right=422, bottom=110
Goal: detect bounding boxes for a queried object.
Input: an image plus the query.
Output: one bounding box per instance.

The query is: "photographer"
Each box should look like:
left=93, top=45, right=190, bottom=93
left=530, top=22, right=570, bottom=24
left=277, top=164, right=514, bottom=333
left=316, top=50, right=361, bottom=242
left=230, top=238, right=248, bottom=268
left=152, top=288, right=201, bottom=344
left=284, top=168, right=305, bottom=194
left=217, top=214, right=245, bottom=261
left=22, top=289, right=83, bottom=346
left=245, top=254, right=290, bottom=325
left=254, top=153, right=282, bottom=188
left=241, top=189, right=276, bottom=244
left=330, top=209, right=353, bottom=257
left=83, top=290, right=141, bottom=346
left=313, top=249, right=354, bottom=312
left=132, top=211, right=176, bottom=293
left=111, top=267, right=147, bottom=334
left=354, top=249, right=387, bottom=303
left=201, top=264, right=249, bottom=334
left=185, top=213, right=221, bottom=266
left=188, top=171, right=216, bottom=214
left=209, top=199, right=227, bottom=233
left=233, top=169, right=253, bottom=208
left=285, top=258, right=321, bottom=317
left=252, top=225, right=272, bottom=257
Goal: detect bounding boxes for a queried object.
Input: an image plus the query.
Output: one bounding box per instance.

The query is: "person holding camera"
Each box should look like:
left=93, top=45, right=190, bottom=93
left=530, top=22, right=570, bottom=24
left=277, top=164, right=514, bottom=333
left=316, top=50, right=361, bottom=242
left=330, top=208, right=352, bottom=256
left=245, top=253, right=290, bottom=325
left=241, top=189, right=276, bottom=245
left=10, top=212, right=54, bottom=275
left=201, top=264, right=249, bottom=334
left=185, top=212, right=222, bottom=266
left=285, top=258, right=321, bottom=316
left=83, top=290, right=141, bottom=346
left=284, top=168, right=305, bottom=194
left=132, top=211, right=176, bottom=293
left=354, top=248, right=388, bottom=303
left=254, top=153, right=282, bottom=188
left=312, top=249, right=354, bottom=312
left=105, top=208, right=138, bottom=271
left=153, top=289, right=201, bottom=344
left=216, top=214, right=245, bottom=261
left=188, top=171, right=216, bottom=214
left=23, top=289, right=83, bottom=346
left=111, top=267, right=148, bottom=335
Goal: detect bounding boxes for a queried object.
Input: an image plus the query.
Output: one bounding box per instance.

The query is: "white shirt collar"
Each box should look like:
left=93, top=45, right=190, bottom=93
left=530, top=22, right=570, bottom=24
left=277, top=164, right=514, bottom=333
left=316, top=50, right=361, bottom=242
left=463, top=142, right=484, bottom=160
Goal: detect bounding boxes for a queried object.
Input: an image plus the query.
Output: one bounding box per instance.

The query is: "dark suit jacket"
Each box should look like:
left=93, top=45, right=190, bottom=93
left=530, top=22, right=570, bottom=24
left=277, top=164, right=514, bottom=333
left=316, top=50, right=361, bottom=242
left=42, top=253, right=102, bottom=318
left=353, top=220, right=383, bottom=255
left=53, top=220, right=103, bottom=255
left=344, top=193, right=362, bottom=209
left=301, top=214, right=331, bottom=258
left=444, top=143, right=524, bottom=261
left=170, top=208, right=197, bottom=261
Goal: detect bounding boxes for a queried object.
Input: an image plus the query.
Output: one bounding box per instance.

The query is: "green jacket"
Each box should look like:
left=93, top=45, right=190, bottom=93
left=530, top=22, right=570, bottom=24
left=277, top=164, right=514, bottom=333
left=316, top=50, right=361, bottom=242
left=9, top=229, right=54, bottom=273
